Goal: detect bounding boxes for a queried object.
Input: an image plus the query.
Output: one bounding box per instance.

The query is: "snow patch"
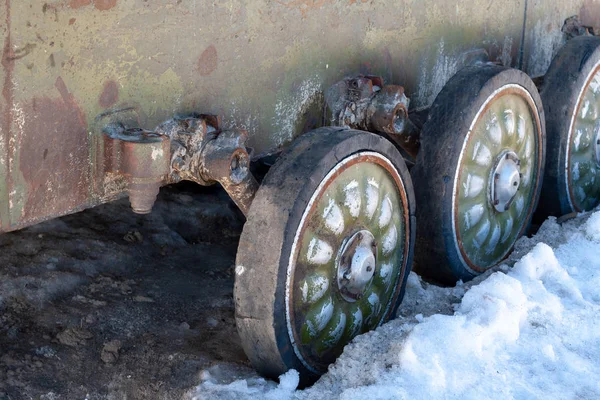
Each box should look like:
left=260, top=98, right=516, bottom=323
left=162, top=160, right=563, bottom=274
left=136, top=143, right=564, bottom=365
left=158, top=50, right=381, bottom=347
left=189, top=210, right=600, bottom=400
left=584, top=211, right=600, bottom=241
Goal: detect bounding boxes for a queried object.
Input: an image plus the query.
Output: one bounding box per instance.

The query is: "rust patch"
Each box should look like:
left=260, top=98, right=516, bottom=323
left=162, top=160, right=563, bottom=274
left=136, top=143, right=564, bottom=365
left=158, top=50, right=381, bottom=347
left=68, top=0, right=117, bottom=11
left=18, top=77, right=90, bottom=221
left=94, top=0, right=117, bottom=11
left=197, top=45, right=218, bottom=76
left=275, top=0, right=332, bottom=17
left=69, top=17, right=76, bottom=25
left=99, top=80, right=119, bottom=108
left=68, top=0, right=91, bottom=8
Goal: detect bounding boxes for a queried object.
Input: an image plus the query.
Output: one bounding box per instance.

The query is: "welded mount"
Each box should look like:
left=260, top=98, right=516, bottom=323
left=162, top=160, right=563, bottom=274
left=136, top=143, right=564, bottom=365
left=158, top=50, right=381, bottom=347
left=103, top=115, right=258, bottom=216
left=325, top=75, right=421, bottom=159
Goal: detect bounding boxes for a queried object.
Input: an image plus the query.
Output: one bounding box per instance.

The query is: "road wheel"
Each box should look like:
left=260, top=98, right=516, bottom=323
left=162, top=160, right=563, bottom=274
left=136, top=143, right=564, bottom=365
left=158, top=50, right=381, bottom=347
left=235, top=128, right=415, bottom=383
left=412, top=66, right=545, bottom=284
left=537, top=36, right=600, bottom=217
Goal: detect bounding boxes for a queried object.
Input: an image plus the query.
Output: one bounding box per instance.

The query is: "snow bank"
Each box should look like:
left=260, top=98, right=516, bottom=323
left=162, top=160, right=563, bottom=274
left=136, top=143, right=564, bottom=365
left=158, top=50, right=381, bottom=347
left=189, top=211, right=600, bottom=400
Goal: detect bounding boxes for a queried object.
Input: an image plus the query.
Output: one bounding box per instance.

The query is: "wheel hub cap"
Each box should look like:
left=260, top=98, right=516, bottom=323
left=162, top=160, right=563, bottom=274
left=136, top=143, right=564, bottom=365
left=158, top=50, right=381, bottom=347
left=337, top=230, right=377, bottom=302
left=491, top=151, right=521, bottom=212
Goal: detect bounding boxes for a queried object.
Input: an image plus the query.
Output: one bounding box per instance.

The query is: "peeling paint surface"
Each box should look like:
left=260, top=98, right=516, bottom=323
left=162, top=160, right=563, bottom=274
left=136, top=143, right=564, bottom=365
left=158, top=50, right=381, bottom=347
left=416, top=39, right=460, bottom=108
left=523, top=1, right=581, bottom=77
left=526, top=20, right=566, bottom=77
left=0, top=0, right=595, bottom=231
left=197, top=45, right=218, bottom=76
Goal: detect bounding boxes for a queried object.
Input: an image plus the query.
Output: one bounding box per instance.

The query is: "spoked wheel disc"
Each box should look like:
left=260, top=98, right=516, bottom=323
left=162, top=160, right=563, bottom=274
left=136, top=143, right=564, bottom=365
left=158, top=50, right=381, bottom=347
left=290, top=152, right=407, bottom=369
left=412, top=66, right=545, bottom=284
left=567, top=72, right=600, bottom=211
left=537, top=36, right=600, bottom=217
left=235, top=128, right=415, bottom=383
left=455, top=88, right=541, bottom=269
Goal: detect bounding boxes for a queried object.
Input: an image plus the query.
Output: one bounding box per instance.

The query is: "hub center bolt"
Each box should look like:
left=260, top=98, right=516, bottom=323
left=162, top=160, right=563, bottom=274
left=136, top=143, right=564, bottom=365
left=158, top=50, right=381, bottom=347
left=491, top=151, right=521, bottom=212
left=337, top=230, right=377, bottom=302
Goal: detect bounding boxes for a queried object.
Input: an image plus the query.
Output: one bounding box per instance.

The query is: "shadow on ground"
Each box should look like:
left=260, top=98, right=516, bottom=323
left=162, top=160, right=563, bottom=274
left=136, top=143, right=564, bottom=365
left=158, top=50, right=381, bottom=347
left=0, top=183, right=248, bottom=399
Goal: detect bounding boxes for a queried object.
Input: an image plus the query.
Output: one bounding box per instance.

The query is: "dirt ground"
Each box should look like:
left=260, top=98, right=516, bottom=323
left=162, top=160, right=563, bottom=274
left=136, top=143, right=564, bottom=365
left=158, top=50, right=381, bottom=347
left=0, top=183, right=250, bottom=399
left=0, top=180, right=545, bottom=400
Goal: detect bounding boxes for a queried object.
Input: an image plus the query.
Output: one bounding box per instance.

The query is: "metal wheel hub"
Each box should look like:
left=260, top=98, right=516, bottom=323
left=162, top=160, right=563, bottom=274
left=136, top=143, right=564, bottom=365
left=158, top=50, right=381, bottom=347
left=490, top=151, right=521, bottom=212
left=337, top=230, right=377, bottom=302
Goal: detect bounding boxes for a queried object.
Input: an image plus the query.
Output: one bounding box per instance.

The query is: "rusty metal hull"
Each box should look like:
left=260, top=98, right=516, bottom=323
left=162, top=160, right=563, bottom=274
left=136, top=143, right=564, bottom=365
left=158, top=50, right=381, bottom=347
left=0, top=0, right=597, bottom=231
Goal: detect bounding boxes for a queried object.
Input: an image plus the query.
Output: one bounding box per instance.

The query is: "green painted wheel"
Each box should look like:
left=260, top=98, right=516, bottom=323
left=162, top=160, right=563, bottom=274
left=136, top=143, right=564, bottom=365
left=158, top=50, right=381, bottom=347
left=455, top=90, right=541, bottom=270
left=413, top=66, right=545, bottom=284
left=235, top=128, right=415, bottom=383
left=537, top=36, right=600, bottom=217
left=291, top=154, right=407, bottom=368
left=567, top=81, right=600, bottom=211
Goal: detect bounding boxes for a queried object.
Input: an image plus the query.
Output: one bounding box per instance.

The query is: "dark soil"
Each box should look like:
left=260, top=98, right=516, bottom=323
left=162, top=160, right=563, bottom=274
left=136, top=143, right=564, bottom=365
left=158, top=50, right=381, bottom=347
left=0, top=183, right=248, bottom=399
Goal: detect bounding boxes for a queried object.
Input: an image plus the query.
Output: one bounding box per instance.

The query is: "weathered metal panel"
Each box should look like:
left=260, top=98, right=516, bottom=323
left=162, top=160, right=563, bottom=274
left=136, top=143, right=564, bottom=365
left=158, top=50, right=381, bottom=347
left=522, top=0, right=591, bottom=77
left=0, top=0, right=595, bottom=231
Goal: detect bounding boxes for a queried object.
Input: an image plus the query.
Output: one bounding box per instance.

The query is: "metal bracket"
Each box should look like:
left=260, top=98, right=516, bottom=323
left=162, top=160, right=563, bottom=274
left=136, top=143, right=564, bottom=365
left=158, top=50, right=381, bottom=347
left=103, top=115, right=258, bottom=217
left=563, top=15, right=596, bottom=39
left=325, top=75, right=420, bottom=159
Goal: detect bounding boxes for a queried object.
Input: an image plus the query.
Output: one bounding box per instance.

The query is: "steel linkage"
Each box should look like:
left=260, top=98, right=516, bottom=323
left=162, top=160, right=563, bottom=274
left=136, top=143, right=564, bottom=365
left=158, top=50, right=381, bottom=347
left=103, top=115, right=258, bottom=216
left=325, top=75, right=421, bottom=159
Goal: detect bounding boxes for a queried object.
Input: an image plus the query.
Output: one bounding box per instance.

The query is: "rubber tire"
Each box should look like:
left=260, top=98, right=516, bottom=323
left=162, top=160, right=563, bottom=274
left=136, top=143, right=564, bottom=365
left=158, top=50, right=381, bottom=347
left=536, top=36, right=600, bottom=218
left=234, top=127, right=416, bottom=384
left=411, top=65, right=546, bottom=285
